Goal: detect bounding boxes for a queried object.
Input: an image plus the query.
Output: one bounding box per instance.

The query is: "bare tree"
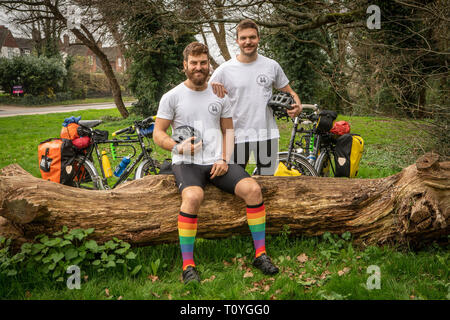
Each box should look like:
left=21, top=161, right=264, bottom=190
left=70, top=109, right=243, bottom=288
left=0, top=0, right=129, bottom=118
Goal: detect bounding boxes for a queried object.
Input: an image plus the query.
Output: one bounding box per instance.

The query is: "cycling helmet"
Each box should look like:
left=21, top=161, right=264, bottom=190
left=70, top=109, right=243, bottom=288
left=267, top=92, right=294, bottom=118
left=172, top=125, right=202, bottom=144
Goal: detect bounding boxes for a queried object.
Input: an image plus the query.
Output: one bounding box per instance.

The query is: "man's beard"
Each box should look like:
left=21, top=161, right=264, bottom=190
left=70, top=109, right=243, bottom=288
left=186, top=68, right=209, bottom=86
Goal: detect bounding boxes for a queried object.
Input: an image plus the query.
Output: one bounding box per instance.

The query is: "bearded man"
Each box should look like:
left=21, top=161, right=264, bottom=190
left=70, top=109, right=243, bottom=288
left=153, top=42, right=279, bottom=284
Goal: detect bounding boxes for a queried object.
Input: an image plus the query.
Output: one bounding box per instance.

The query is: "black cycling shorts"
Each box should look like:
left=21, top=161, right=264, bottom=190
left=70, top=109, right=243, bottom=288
left=172, top=163, right=251, bottom=194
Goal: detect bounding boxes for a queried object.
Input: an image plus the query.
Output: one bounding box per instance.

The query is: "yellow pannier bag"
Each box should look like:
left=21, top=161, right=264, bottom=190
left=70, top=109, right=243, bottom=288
left=274, top=161, right=302, bottom=176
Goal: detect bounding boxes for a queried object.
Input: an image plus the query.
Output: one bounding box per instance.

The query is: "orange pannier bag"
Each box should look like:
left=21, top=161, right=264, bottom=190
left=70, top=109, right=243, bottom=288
left=38, top=138, right=76, bottom=185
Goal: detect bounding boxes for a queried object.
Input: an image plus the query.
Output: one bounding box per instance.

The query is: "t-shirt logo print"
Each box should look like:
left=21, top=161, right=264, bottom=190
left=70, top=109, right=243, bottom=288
left=208, top=102, right=221, bottom=115
left=256, top=74, right=270, bottom=87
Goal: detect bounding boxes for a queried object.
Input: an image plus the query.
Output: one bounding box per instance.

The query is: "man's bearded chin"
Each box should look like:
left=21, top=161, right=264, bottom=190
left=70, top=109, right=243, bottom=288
left=186, top=69, right=209, bottom=86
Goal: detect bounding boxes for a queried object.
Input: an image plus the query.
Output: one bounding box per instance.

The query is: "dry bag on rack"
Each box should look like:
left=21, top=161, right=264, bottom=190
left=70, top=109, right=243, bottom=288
left=334, top=134, right=364, bottom=178
left=316, top=110, right=337, bottom=133
left=38, top=138, right=76, bottom=185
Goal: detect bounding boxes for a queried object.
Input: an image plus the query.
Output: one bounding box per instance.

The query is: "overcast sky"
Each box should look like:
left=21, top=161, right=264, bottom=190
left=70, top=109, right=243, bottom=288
left=0, top=9, right=23, bottom=37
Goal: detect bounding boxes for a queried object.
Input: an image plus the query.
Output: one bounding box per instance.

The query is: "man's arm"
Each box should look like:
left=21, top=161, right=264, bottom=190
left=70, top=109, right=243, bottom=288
left=153, top=118, right=201, bottom=155
left=153, top=118, right=176, bottom=151
left=210, top=117, right=234, bottom=179
left=279, top=84, right=302, bottom=118
left=220, top=117, right=235, bottom=163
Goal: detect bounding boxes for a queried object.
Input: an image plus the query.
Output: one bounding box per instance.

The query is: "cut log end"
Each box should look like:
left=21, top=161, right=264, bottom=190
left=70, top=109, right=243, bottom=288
left=416, top=152, right=440, bottom=171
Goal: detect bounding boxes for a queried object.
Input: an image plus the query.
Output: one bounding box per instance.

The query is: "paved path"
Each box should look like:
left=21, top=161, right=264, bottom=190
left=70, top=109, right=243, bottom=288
left=0, top=101, right=134, bottom=118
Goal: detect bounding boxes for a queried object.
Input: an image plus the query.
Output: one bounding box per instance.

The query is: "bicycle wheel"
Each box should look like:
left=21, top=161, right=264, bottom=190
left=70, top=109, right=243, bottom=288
left=277, top=152, right=319, bottom=176
left=316, top=151, right=336, bottom=177
left=134, top=158, right=160, bottom=179
left=71, top=156, right=102, bottom=190
left=251, top=152, right=318, bottom=176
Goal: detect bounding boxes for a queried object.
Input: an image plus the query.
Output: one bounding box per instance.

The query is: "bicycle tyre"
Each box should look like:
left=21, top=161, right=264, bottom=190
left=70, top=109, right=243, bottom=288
left=135, top=158, right=160, bottom=179
left=316, top=152, right=335, bottom=177
left=251, top=152, right=318, bottom=176
left=71, top=156, right=103, bottom=190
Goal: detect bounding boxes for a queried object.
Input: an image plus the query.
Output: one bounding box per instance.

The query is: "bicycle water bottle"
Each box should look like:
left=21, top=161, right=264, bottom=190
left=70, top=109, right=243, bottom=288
left=113, top=155, right=131, bottom=177
left=101, top=151, right=113, bottom=178
left=307, top=134, right=316, bottom=164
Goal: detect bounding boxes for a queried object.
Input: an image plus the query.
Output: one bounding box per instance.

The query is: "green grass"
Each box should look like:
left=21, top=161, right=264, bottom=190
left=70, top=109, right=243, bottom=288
left=2, top=234, right=448, bottom=300
left=0, top=110, right=448, bottom=300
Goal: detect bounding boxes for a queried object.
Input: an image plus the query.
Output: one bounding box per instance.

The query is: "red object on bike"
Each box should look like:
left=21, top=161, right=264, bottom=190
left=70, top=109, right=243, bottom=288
left=72, top=136, right=91, bottom=149
left=330, top=121, right=350, bottom=136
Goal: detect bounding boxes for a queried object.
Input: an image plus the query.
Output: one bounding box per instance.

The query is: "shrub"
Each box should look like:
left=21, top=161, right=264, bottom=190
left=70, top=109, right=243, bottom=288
left=0, top=55, right=67, bottom=96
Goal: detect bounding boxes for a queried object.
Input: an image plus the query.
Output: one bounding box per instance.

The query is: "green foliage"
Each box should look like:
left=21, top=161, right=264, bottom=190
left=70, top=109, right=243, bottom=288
left=353, top=1, right=446, bottom=119
left=0, top=55, right=67, bottom=96
left=0, top=227, right=141, bottom=282
left=124, top=13, right=195, bottom=117
left=260, top=28, right=329, bottom=105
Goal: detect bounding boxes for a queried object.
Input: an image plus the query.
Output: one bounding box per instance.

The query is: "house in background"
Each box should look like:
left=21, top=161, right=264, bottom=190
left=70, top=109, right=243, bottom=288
left=14, top=37, right=34, bottom=56
left=59, top=34, right=126, bottom=73
left=0, top=25, right=21, bottom=58
left=1, top=28, right=125, bottom=74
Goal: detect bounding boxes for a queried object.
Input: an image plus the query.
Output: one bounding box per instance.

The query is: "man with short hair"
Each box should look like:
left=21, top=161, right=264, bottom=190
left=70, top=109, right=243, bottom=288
left=153, top=42, right=279, bottom=284
left=210, top=19, right=302, bottom=175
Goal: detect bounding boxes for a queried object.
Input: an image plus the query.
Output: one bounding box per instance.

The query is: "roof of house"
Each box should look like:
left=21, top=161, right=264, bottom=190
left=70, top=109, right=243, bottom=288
left=15, top=37, right=34, bottom=50
left=0, top=27, right=9, bottom=50
left=65, top=44, right=90, bottom=56
left=0, top=26, right=20, bottom=51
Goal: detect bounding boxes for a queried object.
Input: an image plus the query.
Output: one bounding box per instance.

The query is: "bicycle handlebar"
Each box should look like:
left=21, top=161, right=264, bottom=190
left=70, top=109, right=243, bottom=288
left=301, top=104, right=319, bottom=111
left=112, top=115, right=156, bottom=136
left=112, top=126, right=134, bottom=137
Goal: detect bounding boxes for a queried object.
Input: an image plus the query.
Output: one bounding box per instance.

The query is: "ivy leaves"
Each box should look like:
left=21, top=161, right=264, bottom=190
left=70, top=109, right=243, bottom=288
left=0, top=227, right=141, bottom=282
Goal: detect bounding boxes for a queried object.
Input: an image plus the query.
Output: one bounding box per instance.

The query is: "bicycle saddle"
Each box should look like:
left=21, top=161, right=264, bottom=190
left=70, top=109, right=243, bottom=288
left=78, top=120, right=102, bottom=128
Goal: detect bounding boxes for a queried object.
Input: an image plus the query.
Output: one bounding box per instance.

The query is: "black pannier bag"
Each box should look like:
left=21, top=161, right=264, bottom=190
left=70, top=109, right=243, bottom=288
left=316, top=110, right=337, bottom=133
left=334, top=133, right=364, bottom=178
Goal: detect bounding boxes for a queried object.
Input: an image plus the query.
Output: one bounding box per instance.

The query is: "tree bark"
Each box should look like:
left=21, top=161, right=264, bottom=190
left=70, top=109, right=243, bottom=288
left=0, top=153, right=448, bottom=250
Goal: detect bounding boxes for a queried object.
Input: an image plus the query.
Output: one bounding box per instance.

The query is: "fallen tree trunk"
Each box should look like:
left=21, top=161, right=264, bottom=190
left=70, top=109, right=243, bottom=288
left=0, top=153, right=448, bottom=249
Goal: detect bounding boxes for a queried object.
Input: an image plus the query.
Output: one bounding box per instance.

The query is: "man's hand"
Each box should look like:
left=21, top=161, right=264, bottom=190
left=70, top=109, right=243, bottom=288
left=176, top=137, right=202, bottom=155
left=287, top=102, right=302, bottom=119
left=210, top=159, right=228, bottom=179
left=211, top=82, right=228, bottom=98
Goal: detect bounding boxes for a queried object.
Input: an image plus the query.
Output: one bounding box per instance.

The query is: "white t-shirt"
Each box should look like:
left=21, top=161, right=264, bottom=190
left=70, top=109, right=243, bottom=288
left=209, top=54, right=290, bottom=143
left=157, top=83, right=232, bottom=165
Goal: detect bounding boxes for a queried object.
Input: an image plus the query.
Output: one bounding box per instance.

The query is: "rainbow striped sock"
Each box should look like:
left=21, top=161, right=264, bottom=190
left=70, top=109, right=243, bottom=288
left=246, top=202, right=266, bottom=258
left=178, top=211, right=198, bottom=271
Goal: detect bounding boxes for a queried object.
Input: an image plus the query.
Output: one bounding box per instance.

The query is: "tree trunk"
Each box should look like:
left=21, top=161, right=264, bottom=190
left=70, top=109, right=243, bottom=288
left=42, top=0, right=129, bottom=119
left=0, top=153, right=448, bottom=250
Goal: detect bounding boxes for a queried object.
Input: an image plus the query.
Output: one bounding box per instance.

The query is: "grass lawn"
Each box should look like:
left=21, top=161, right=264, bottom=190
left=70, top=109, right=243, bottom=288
left=0, top=109, right=448, bottom=301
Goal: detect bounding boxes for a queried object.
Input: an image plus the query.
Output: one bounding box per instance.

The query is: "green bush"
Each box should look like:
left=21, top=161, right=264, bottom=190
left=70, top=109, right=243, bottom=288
left=0, top=55, right=67, bottom=96
left=0, top=227, right=142, bottom=282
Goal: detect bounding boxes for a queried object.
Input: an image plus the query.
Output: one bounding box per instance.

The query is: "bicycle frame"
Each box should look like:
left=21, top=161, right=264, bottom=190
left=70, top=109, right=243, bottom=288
left=75, top=125, right=157, bottom=189
left=284, top=104, right=337, bottom=177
